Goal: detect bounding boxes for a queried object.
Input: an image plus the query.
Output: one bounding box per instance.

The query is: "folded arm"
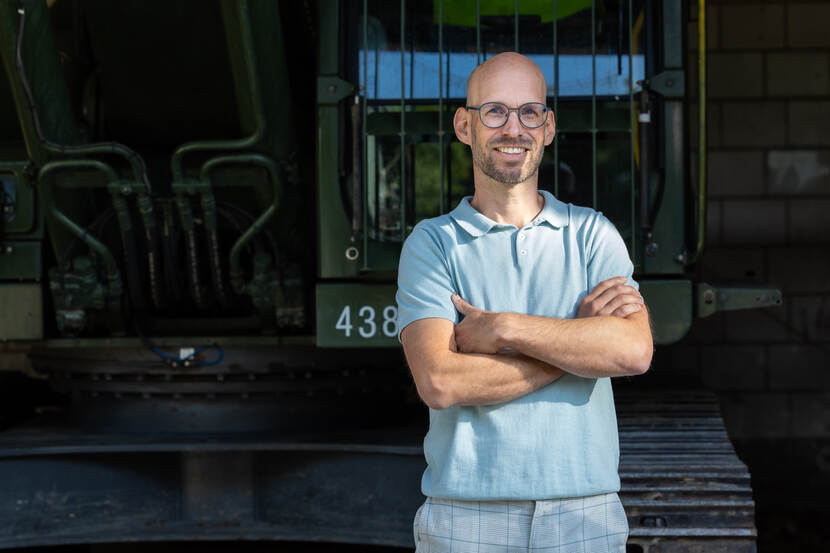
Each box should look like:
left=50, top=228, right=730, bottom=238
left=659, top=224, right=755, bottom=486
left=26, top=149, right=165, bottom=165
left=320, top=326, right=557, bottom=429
left=401, top=317, right=564, bottom=410
left=452, top=278, right=653, bottom=378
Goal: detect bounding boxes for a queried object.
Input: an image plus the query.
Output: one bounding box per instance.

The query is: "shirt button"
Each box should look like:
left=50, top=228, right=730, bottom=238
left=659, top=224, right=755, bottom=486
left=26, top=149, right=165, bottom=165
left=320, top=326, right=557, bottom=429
left=518, top=233, right=525, bottom=240
left=520, top=249, right=527, bottom=255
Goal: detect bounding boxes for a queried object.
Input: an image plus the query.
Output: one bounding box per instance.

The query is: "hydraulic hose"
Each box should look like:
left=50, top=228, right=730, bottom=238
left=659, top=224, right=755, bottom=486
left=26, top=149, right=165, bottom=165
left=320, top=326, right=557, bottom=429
left=160, top=200, right=182, bottom=306
left=199, top=190, right=230, bottom=309
left=175, top=195, right=210, bottom=311
left=110, top=192, right=146, bottom=312
left=137, top=193, right=165, bottom=311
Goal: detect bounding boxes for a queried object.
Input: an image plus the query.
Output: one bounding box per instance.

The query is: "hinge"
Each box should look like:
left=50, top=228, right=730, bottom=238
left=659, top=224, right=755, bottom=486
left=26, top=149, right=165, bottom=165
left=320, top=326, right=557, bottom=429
left=317, top=76, right=355, bottom=105
left=645, top=70, right=685, bottom=98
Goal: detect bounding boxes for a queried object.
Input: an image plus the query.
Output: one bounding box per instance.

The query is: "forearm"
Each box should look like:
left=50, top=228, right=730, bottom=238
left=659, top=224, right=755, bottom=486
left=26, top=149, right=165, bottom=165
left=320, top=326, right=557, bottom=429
left=499, top=311, right=652, bottom=378
left=404, top=341, right=563, bottom=410
left=431, top=350, right=563, bottom=408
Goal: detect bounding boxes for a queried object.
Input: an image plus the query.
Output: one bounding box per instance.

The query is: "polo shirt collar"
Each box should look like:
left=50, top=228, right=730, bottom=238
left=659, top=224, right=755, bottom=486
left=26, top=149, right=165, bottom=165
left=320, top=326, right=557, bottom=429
left=449, top=189, right=570, bottom=237
left=535, top=190, right=571, bottom=229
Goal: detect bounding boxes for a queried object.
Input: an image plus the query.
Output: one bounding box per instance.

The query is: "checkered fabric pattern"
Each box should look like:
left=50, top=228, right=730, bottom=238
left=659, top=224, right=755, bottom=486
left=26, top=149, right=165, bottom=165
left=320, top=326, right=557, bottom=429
left=413, top=493, right=628, bottom=553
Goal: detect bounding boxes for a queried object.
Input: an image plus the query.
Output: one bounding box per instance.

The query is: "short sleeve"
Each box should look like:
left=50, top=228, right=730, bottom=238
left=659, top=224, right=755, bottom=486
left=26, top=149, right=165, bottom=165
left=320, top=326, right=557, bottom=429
left=396, top=227, right=459, bottom=341
left=585, top=213, right=638, bottom=292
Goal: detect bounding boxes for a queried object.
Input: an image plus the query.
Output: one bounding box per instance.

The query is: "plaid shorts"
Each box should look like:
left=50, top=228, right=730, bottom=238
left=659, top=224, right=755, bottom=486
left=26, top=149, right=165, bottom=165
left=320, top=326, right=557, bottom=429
left=413, top=493, right=628, bottom=553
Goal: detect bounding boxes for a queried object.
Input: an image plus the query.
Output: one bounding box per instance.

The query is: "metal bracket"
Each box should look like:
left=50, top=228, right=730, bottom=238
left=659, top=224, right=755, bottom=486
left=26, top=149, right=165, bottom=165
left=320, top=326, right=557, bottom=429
left=317, top=76, right=355, bottom=105
left=696, top=283, right=783, bottom=318
left=645, top=70, right=685, bottom=98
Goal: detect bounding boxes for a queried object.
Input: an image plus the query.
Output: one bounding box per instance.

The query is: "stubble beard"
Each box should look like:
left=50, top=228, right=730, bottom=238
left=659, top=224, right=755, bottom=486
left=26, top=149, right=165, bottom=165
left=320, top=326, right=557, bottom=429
left=471, top=126, right=543, bottom=186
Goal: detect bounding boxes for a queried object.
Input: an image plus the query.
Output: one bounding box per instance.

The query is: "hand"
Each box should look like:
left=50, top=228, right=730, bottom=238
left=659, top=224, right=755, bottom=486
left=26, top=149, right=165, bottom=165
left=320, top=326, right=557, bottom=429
left=451, top=295, right=504, bottom=355
left=577, top=276, right=644, bottom=318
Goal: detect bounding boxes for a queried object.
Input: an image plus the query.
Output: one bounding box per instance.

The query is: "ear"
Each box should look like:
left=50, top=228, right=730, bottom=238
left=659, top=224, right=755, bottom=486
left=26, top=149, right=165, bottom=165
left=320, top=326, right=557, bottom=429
left=543, top=107, right=556, bottom=146
left=453, top=107, right=472, bottom=146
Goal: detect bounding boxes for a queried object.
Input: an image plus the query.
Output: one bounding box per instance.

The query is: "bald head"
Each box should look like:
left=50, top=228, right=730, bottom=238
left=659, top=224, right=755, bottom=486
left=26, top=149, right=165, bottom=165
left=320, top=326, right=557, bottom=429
left=466, top=52, right=547, bottom=106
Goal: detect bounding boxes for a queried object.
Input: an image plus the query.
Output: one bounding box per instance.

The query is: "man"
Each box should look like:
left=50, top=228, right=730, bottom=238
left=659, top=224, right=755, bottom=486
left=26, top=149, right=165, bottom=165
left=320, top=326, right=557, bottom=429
left=396, top=52, right=652, bottom=552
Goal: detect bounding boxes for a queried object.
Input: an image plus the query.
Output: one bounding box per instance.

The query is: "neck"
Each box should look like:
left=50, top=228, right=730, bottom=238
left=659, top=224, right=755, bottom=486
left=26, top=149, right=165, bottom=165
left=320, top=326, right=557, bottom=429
left=469, top=172, right=543, bottom=228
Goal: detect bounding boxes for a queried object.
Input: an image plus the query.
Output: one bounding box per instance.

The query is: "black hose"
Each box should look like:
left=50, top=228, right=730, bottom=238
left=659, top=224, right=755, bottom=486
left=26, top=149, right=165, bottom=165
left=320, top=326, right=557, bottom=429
left=160, top=202, right=182, bottom=306
left=119, top=226, right=146, bottom=312
left=183, top=227, right=209, bottom=311
left=140, top=199, right=165, bottom=311
left=144, top=222, right=165, bottom=311
left=206, top=228, right=230, bottom=308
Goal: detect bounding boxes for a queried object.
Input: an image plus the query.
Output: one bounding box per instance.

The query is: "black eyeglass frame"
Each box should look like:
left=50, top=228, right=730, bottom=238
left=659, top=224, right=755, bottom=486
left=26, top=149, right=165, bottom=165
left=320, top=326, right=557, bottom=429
left=465, top=102, right=550, bottom=129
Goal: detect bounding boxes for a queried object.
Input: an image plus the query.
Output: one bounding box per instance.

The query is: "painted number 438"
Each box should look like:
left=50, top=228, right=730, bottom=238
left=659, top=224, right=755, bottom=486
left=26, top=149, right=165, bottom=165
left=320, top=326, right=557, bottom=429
left=335, top=305, right=398, bottom=339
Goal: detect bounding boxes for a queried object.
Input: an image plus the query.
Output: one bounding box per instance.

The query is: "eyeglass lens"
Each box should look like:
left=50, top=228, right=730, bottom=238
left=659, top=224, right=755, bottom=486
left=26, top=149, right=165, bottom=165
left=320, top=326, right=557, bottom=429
left=480, top=102, right=547, bottom=128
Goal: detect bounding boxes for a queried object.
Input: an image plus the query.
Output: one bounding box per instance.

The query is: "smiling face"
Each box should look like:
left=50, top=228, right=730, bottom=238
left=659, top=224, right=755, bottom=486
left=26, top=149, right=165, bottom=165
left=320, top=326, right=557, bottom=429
left=454, top=53, right=555, bottom=187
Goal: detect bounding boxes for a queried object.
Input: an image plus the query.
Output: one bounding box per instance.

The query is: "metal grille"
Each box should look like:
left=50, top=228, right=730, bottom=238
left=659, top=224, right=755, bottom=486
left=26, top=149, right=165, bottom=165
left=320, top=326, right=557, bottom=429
left=355, top=0, right=648, bottom=271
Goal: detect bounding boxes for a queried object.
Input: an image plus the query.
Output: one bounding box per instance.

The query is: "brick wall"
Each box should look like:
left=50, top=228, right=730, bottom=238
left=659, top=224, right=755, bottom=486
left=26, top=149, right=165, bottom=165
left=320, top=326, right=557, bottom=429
left=659, top=1, right=830, bottom=548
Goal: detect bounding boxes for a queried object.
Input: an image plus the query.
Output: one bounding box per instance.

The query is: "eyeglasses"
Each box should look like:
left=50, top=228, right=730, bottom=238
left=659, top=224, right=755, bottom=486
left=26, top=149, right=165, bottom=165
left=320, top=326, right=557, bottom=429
left=465, top=102, right=549, bottom=129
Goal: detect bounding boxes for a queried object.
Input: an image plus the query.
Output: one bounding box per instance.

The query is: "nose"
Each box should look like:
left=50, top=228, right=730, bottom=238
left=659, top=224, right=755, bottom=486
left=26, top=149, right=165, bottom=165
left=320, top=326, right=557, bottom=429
left=500, top=110, right=523, bottom=136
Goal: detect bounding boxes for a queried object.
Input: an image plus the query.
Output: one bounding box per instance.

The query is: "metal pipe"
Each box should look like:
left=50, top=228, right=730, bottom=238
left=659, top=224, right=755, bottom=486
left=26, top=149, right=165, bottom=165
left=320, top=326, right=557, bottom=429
left=628, top=0, right=635, bottom=258
left=514, top=0, right=519, bottom=52
left=38, top=160, right=122, bottom=299
left=690, top=0, right=707, bottom=263
left=351, top=95, right=362, bottom=237
left=591, top=0, right=597, bottom=208
left=553, top=0, right=559, bottom=198
left=200, top=154, right=281, bottom=295
left=170, top=0, right=265, bottom=183
left=399, top=0, right=406, bottom=242
left=14, top=1, right=150, bottom=190
left=476, top=0, right=481, bottom=64
left=362, top=0, right=369, bottom=269
left=438, top=0, right=445, bottom=214
left=638, top=87, right=650, bottom=232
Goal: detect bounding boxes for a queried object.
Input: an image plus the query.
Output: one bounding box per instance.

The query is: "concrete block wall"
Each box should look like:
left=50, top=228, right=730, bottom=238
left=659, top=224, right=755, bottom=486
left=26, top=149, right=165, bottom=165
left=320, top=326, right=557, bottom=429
left=665, top=0, right=830, bottom=547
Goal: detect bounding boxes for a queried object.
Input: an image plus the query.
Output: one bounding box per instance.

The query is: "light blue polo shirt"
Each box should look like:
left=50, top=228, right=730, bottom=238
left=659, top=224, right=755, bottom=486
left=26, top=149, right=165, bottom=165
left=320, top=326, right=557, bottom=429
left=396, top=189, right=637, bottom=500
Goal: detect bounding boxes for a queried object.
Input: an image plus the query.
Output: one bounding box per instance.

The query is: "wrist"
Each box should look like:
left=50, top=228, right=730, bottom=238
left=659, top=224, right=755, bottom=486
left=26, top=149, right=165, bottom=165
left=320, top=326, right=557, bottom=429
left=494, top=312, right=517, bottom=350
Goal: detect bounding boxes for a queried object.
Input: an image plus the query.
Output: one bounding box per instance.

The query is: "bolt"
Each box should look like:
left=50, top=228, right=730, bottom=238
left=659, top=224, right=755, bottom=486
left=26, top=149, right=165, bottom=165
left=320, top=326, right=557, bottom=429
left=703, top=289, right=715, bottom=305
left=2, top=205, right=11, bottom=213
left=665, top=79, right=674, bottom=88
left=345, top=246, right=359, bottom=260
left=328, top=84, right=337, bottom=94
left=4, top=245, right=12, bottom=254
left=645, top=242, right=659, bottom=257
left=120, top=186, right=132, bottom=195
